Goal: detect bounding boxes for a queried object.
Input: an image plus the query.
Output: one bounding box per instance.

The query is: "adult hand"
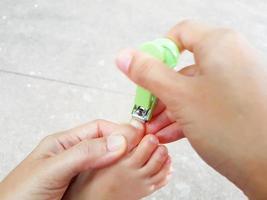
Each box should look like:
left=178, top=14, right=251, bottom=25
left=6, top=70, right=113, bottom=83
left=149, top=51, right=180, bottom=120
left=0, top=120, right=143, bottom=200
left=116, top=20, right=267, bottom=199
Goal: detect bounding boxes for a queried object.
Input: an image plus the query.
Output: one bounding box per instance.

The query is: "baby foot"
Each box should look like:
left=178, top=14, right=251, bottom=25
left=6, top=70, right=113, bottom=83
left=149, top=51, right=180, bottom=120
left=65, top=134, right=172, bottom=200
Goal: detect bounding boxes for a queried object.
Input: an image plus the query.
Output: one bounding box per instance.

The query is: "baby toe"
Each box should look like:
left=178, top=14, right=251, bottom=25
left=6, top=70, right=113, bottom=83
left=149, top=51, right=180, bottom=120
left=149, top=157, right=172, bottom=185
left=154, top=174, right=172, bottom=191
left=142, top=145, right=168, bottom=176
left=143, top=160, right=172, bottom=197
left=129, top=134, right=159, bottom=167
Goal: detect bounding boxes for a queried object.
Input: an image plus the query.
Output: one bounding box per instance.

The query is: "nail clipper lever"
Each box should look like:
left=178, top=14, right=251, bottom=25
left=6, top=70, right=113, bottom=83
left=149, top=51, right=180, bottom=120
left=131, top=38, right=180, bottom=122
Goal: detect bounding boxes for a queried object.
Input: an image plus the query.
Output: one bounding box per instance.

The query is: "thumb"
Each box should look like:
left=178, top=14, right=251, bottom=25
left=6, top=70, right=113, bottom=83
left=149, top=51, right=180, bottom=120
left=48, top=135, right=127, bottom=182
left=116, top=49, right=189, bottom=105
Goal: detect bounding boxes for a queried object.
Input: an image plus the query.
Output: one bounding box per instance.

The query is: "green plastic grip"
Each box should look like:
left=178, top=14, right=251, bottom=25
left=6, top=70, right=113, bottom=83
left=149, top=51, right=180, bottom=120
left=132, top=38, right=180, bottom=122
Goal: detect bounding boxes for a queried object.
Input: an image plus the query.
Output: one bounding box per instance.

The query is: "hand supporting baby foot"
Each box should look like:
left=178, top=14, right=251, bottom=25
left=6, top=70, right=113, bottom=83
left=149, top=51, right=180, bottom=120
left=64, top=133, right=172, bottom=200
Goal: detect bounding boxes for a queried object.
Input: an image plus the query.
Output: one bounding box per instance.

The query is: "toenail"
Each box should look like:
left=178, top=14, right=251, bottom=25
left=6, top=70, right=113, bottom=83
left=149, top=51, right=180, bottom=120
left=166, top=157, right=172, bottom=165
left=148, top=135, right=158, bottom=144
left=129, top=118, right=144, bottom=130
left=158, top=147, right=167, bottom=156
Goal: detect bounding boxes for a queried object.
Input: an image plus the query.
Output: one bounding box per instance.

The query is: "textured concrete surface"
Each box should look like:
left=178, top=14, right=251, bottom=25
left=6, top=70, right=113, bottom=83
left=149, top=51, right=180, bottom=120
left=1, top=0, right=267, bottom=199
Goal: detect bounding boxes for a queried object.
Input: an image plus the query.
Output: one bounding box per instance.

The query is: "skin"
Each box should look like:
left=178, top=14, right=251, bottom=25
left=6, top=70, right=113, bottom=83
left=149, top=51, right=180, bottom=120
left=1, top=118, right=169, bottom=200
left=1, top=20, right=267, bottom=200
left=116, top=20, right=267, bottom=199
left=63, top=134, right=172, bottom=200
left=0, top=120, right=133, bottom=200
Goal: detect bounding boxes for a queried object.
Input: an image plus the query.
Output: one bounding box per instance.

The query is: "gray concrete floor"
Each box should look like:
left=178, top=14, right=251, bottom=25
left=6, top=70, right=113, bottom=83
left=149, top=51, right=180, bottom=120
left=1, top=0, right=267, bottom=199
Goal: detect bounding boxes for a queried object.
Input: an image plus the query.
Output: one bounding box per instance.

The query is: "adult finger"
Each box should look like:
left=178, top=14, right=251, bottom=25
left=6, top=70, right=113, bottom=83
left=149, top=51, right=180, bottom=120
left=116, top=49, right=189, bottom=105
left=146, top=110, right=175, bottom=135
left=37, top=120, right=120, bottom=154
left=179, top=64, right=199, bottom=76
left=155, top=122, right=184, bottom=143
left=62, top=119, right=119, bottom=139
left=167, top=20, right=215, bottom=52
left=152, top=100, right=166, bottom=117
left=48, top=135, right=127, bottom=183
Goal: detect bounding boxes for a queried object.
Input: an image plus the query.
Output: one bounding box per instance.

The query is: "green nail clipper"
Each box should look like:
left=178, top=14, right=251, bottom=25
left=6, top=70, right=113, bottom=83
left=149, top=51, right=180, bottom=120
left=131, top=38, right=180, bottom=122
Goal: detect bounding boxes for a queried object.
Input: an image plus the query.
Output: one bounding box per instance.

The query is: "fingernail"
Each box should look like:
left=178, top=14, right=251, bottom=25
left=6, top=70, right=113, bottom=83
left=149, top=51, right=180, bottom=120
left=107, top=135, right=125, bottom=152
left=129, top=118, right=144, bottom=130
left=116, top=49, right=133, bottom=73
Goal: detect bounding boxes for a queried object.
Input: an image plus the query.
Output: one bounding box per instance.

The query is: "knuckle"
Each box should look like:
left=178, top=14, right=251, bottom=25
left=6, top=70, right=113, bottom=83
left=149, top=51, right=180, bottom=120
left=170, top=20, right=196, bottom=38
left=84, top=141, right=95, bottom=155
left=209, top=28, right=246, bottom=52
left=81, top=139, right=105, bottom=156
left=177, top=19, right=195, bottom=28
left=217, top=28, right=242, bottom=40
